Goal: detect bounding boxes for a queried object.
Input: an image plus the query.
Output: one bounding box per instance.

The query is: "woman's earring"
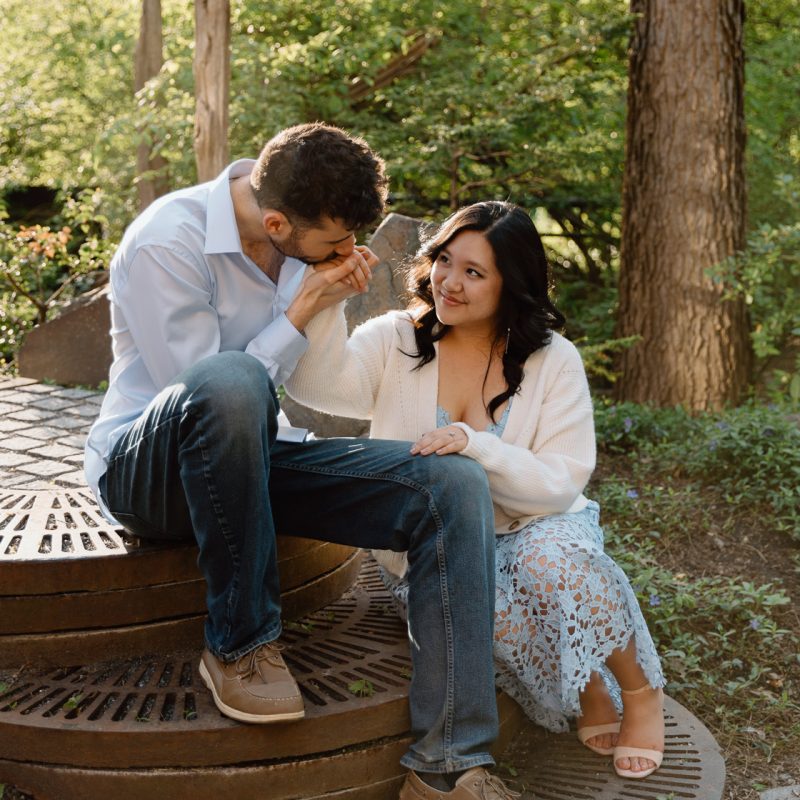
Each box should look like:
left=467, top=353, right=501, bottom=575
left=504, top=327, right=511, bottom=356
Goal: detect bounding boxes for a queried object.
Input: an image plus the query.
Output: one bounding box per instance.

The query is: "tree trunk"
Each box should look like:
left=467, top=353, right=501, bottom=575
left=194, top=0, right=230, bottom=183
left=615, top=0, right=751, bottom=410
left=134, top=0, right=168, bottom=211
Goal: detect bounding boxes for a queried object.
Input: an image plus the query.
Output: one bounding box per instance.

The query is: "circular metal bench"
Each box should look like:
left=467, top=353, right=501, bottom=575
left=0, top=489, right=362, bottom=667
left=0, top=482, right=725, bottom=799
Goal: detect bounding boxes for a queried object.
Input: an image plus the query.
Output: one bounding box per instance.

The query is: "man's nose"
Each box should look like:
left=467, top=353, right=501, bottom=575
left=335, top=235, right=356, bottom=256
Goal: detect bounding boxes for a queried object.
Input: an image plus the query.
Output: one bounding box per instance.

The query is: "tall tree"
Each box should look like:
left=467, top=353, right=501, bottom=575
left=615, top=0, right=751, bottom=409
left=194, top=0, right=230, bottom=182
left=134, top=0, right=168, bottom=211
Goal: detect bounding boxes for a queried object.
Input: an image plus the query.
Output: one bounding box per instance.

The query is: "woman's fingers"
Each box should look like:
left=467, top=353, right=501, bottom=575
left=410, top=426, right=467, bottom=455
left=314, top=247, right=377, bottom=292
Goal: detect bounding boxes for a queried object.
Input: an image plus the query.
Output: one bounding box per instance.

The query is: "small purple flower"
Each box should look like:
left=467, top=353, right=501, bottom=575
left=749, top=618, right=760, bottom=630
left=716, top=421, right=730, bottom=431
left=649, top=594, right=661, bottom=607
left=708, top=440, right=718, bottom=451
left=623, top=417, right=633, bottom=433
left=627, top=489, right=639, bottom=499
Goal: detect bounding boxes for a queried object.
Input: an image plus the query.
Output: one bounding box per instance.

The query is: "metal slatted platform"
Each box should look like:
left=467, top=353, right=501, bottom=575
left=0, top=376, right=726, bottom=799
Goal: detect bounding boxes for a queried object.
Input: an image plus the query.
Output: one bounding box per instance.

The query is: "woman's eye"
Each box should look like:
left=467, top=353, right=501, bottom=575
left=467, top=268, right=483, bottom=277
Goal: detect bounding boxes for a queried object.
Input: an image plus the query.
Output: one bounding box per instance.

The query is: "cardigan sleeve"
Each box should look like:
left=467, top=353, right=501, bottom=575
left=284, top=302, right=399, bottom=419
left=453, top=345, right=596, bottom=517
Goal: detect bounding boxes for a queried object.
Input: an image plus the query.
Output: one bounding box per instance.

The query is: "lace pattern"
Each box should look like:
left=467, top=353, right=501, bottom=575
left=384, top=404, right=665, bottom=732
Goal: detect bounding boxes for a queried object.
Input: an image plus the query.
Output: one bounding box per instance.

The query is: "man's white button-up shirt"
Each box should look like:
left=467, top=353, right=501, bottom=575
left=85, top=160, right=308, bottom=511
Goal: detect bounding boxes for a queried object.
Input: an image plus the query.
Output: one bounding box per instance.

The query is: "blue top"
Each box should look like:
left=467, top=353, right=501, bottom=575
left=436, top=398, right=513, bottom=437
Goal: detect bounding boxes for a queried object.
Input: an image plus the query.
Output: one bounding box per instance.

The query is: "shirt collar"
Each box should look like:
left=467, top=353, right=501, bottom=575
left=204, top=159, right=256, bottom=255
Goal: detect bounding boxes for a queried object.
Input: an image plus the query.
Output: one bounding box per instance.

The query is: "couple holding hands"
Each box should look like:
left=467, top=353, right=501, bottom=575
left=85, top=123, right=664, bottom=799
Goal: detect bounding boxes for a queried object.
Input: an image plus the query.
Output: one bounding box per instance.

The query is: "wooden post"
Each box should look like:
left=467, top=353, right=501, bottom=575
left=134, top=0, right=168, bottom=211
left=194, top=0, right=230, bottom=183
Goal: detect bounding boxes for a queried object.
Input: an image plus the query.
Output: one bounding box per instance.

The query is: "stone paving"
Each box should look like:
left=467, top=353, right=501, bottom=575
left=0, top=374, right=100, bottom=491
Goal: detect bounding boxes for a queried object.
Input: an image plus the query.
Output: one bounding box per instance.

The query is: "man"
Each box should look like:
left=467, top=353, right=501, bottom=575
left=85, top=123, right=518, bottom=799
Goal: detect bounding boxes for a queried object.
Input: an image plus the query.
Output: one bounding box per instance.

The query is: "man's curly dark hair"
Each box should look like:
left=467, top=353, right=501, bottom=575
left=250, top=122, right=388, bottom=231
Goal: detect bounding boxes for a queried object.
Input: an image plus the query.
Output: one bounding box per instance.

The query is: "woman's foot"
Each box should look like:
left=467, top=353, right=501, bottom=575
left=577, top=673, right=620, bottom=755
left=614, top=685, right=664, bottom=778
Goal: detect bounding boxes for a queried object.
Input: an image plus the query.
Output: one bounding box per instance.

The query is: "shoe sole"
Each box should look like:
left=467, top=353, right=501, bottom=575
left=198, top=659, right=306, bottom=724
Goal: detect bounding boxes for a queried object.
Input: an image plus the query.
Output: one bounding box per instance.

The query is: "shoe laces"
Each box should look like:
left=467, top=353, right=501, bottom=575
left=474, top=771, right=521, bottom=800
left=236, top=642, right=285, bottom=680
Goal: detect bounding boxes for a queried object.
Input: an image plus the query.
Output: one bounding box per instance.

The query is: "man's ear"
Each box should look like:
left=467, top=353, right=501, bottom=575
left=262, top=210, right=290, bottom=236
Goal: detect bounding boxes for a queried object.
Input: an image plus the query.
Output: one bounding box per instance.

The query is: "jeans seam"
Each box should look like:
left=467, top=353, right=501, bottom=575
left=271, top=460, right=436, bottom=495
left=437, top=526, right=456, bottom=768
left=192, top=408, right=240, bottom=647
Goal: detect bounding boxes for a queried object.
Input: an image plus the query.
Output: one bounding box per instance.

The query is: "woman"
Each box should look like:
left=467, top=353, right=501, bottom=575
left=285, top=201, right=665, bottom=779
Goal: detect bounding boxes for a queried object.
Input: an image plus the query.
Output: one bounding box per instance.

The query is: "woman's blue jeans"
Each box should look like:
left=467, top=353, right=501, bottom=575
left=100, top=351, right=498, bottom=774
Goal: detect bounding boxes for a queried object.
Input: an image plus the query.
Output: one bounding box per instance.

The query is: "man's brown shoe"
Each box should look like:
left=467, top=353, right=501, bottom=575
left=399, top=768, right=520, bottom=799
left=199, top=643, right=305, bottom=723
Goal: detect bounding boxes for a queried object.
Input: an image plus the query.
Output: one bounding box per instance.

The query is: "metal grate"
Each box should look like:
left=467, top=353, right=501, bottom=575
left=0, top=561, right=414, bottom=769
left=502, top=694, right=724, bottom=800
left=0, top=490, right=133, bottom=560
left=0, top=559, right=724, bottom=798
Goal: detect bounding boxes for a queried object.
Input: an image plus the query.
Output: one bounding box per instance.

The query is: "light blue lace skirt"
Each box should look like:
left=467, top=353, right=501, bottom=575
left=381, top=500, right=665, bottom=732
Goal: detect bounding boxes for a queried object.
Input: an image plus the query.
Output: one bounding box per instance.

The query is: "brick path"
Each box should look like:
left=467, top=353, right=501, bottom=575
left=0, top=375, right=100, bottom=490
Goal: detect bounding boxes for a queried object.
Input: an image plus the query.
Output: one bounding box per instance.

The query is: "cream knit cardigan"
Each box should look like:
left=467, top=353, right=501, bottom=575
left=285, top=304, right=596, bottom=576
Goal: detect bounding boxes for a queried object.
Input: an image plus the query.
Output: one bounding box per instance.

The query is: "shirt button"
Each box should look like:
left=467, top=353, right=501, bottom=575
left=508, top=520, right=520, bottom=530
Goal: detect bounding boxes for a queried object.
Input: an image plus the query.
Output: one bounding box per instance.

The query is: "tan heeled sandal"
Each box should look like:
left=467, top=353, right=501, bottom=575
left=613, top=685, right=664, bottom=779
left=577, top=721, right=621, bottom=755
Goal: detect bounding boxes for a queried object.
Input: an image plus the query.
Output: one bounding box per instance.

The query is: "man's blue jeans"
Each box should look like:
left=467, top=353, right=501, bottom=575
left=100, top=351, right=498, bottom=774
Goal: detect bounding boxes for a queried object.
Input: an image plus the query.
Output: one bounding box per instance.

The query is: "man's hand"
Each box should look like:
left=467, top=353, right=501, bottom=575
left=285, top=246, right=379, bottom=332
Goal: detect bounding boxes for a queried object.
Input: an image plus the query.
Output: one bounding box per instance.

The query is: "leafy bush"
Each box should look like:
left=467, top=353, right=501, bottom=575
left=594, top=400, right=695, bottom=453
left=595, top=401, right=800, bottom=536
left=712, top=176, right=800, bottom=405
left=0, top=189, right=114, bottom=362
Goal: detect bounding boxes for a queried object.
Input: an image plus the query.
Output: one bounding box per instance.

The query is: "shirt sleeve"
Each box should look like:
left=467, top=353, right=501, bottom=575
left=284, top=303, right=396, bottom=419
left=453, top=348, right=596, bottom=517
left=113, top=244, right=308, bottom=390
left=113, top=245, right=221, bottom=389
left=245, top=311, right=309, bottom=388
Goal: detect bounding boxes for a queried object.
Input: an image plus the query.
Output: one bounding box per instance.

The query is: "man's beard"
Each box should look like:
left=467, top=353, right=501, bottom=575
left=269, top=228, right=336, bottom=265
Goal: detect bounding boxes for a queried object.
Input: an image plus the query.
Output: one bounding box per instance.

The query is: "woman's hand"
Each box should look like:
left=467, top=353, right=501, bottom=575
left=411, top=425, right=468, bottom=456
left=313, top=245, right=378, bottom=291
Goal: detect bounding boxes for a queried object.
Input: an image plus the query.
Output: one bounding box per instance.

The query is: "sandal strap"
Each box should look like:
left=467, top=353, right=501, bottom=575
left=577, top=722, right=621, bottom=742
left=620, top=683, right=660, bottom=696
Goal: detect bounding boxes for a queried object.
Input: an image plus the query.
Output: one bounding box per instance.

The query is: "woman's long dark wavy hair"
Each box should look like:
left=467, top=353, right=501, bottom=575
left=407, top=201, right=566, bottom=421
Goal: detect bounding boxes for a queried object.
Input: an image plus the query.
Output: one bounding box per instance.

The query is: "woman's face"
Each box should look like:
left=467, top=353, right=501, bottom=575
left=430, top=230, right=503, bottom=335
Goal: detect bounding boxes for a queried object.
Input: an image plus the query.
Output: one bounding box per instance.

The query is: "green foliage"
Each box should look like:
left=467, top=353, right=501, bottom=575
left=594, top=400, right=693, bottom=453
left=63, top=692, right=84, bottom=711
left=744, top=0, right=800, bottom=231
left=347, top=678, right=375, bottom=697
left=576, top=335, right=638, bottom=384
left=595, top=401, right=800, bottom=536
left=0, top=188, right=114, bottom=361
left=592, top=431, right=800, bottom=770
left=0, top=0, right=137, bottom=191
left=711, top=175, right=800, bottom=405
left=0, top=0, right=797, bottom=393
